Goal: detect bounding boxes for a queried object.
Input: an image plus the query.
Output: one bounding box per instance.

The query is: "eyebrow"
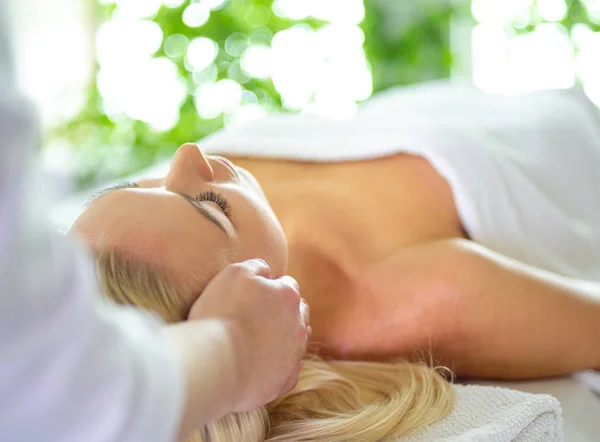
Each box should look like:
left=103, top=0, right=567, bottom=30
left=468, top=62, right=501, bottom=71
left=87, top=182, right=231, bottom=236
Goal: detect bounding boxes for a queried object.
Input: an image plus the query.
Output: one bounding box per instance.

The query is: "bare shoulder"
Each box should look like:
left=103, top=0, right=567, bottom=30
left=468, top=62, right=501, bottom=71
left=361, top=238, right=600, bottom=378
left=326, top=238, right=474, bottom=361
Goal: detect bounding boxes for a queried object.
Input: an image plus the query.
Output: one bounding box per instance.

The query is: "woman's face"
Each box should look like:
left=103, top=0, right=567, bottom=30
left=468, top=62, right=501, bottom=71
left=71, top=143, right=288, bottom=294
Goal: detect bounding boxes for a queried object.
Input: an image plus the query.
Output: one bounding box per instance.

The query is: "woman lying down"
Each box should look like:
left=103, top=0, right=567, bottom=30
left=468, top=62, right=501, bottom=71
left=70, top=82, right=600, bottom=441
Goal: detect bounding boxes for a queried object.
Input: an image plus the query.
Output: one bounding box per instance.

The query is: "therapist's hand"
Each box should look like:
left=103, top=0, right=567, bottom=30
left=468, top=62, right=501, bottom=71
left=188, top=259, right=310, bottom=413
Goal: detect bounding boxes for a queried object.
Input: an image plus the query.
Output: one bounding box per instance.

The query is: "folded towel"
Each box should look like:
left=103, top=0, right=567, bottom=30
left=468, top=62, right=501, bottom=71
left=403, top=384, right=563, bottom=441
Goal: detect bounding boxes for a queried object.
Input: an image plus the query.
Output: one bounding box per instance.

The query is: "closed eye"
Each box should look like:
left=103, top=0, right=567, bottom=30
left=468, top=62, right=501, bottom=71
left=192, top=190, right=232, bottom=219
left=85, top=181, right=233, bottom=237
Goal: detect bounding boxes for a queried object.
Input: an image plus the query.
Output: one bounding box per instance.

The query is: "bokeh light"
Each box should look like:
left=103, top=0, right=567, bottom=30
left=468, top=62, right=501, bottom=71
left=272, top=0, right=364, bottom=24
left=203, top=0, right=227, bottom=10
left=195, top=79, right=243, bottom=119
left=225, top=33, right=250, bottom=57
left=240, top=44, right=272, bottom=79
left=192, top=64, right=219, bottom=85
left=162, top=0, right=185, bottom=8
left=182, top=3, right=211, bottom=27
left=225, top=104, right=269, bottom=127
left=97, top=19, right=163, bottom=65
left=509, top=24, right=575, bottom=91
left=227, top=60, right=251, bottom=84
left=43, top=0, right=600, bottom=192
left=471, top=0, right=534, bottom=26
left=96, top=16, right=186, bottom=131
left=94, top=0, right=373, bottom=133
left=537, top=0, right=568, bottom=22
left=186, top=37, right=219, bottom=71
left=271, top=0, right=311, bottom=20
left=164, top=34, right=189, bottom=59
left=113, top=0, right=162, bottom=19
left=583, top=0, right=600, bottom=22
left=471, top=1, right=585, bottom=96
left=98, top=57, right=186, bottom=131
left=52, top=0, right=376, bottom=189
left=262, top=21, right=371, bottom=116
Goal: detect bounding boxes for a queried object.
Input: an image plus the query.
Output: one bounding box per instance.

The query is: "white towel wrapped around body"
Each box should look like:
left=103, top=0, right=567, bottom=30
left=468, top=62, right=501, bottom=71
left=403, top=384, right=563, bottom=441
left=200, top=82, right=600, bottom=281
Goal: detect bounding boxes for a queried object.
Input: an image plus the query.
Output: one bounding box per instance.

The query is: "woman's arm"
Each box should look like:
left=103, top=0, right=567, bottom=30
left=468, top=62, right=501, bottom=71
left=430, top=239, right=600, bottom=378
left=332, top=238, right=600, bottom=379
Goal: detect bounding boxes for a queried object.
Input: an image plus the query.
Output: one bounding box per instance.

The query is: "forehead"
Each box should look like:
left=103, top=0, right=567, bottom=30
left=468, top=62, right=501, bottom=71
left=72, top=189, right=235, bottom=289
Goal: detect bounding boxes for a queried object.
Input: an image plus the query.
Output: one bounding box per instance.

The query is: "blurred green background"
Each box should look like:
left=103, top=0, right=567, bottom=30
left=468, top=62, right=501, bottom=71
left=46, top=0, right=600, bottom=189
left=50, top=0, right=456, bottom=188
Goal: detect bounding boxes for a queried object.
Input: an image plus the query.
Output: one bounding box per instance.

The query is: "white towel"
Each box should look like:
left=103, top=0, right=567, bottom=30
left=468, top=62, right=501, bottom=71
left=201, top=82, right=600, bottom=281
left=403, top=384, right=563, bottom=442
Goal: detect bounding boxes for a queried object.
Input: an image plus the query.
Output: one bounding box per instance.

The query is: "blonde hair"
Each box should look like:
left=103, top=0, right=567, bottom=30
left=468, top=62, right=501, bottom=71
left=97, top=251, right=454, bottom=441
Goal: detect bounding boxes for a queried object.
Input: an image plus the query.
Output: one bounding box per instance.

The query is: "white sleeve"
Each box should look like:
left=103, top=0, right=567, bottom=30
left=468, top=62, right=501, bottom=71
left=0, top=3, right=184, bottom=441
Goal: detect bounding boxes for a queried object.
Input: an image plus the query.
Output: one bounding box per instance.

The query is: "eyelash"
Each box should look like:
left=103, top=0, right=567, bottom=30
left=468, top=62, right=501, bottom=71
left=193, top=190, right=232, bottom=218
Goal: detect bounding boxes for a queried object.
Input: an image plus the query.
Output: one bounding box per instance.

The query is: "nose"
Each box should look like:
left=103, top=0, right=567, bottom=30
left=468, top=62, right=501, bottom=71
left=165, top=143, right=214, bottom=191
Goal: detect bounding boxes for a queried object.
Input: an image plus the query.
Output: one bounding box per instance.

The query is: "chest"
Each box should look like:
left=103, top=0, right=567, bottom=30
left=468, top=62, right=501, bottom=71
left=232, top=154, right=460, bottom=266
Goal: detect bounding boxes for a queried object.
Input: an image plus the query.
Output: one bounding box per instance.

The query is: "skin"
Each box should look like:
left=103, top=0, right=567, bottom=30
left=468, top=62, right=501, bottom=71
left=73, top=143, right=288, bottom=300
left=72, top=143, right=600, bottom=379
left=73, top=146, right=462, bottom=331
left=168, top=259, right=308, bottom=438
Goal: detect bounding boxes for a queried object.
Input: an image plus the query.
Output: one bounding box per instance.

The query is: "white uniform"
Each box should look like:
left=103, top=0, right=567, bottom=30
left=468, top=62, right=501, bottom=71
left=0, top=3, right=183, bottom=441
left=200, top=82, right=600, bottom=281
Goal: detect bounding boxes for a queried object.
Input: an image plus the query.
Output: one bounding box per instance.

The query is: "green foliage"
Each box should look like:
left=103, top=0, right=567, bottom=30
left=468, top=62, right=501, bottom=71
left=362, top=1, right=454, bottom=92
left=54, top=0, right=458, bottom=189
left=49, top=0, right=600, bottom=189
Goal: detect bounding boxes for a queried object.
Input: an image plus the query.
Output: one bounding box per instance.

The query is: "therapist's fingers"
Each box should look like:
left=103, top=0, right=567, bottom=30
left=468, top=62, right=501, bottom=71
left=238, top=258, right=272, bottom=279
left=279, top=274, right=300, bottom=292
left=277, top=277, right=310, bottom=339
left=300, top=298, right=310, bottom=329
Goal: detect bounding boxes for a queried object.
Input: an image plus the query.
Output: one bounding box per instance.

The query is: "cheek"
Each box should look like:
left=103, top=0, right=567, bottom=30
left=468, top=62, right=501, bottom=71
left=236, top=201, right=287, bottom=276
left=261, top=220, right=288, bottom=276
